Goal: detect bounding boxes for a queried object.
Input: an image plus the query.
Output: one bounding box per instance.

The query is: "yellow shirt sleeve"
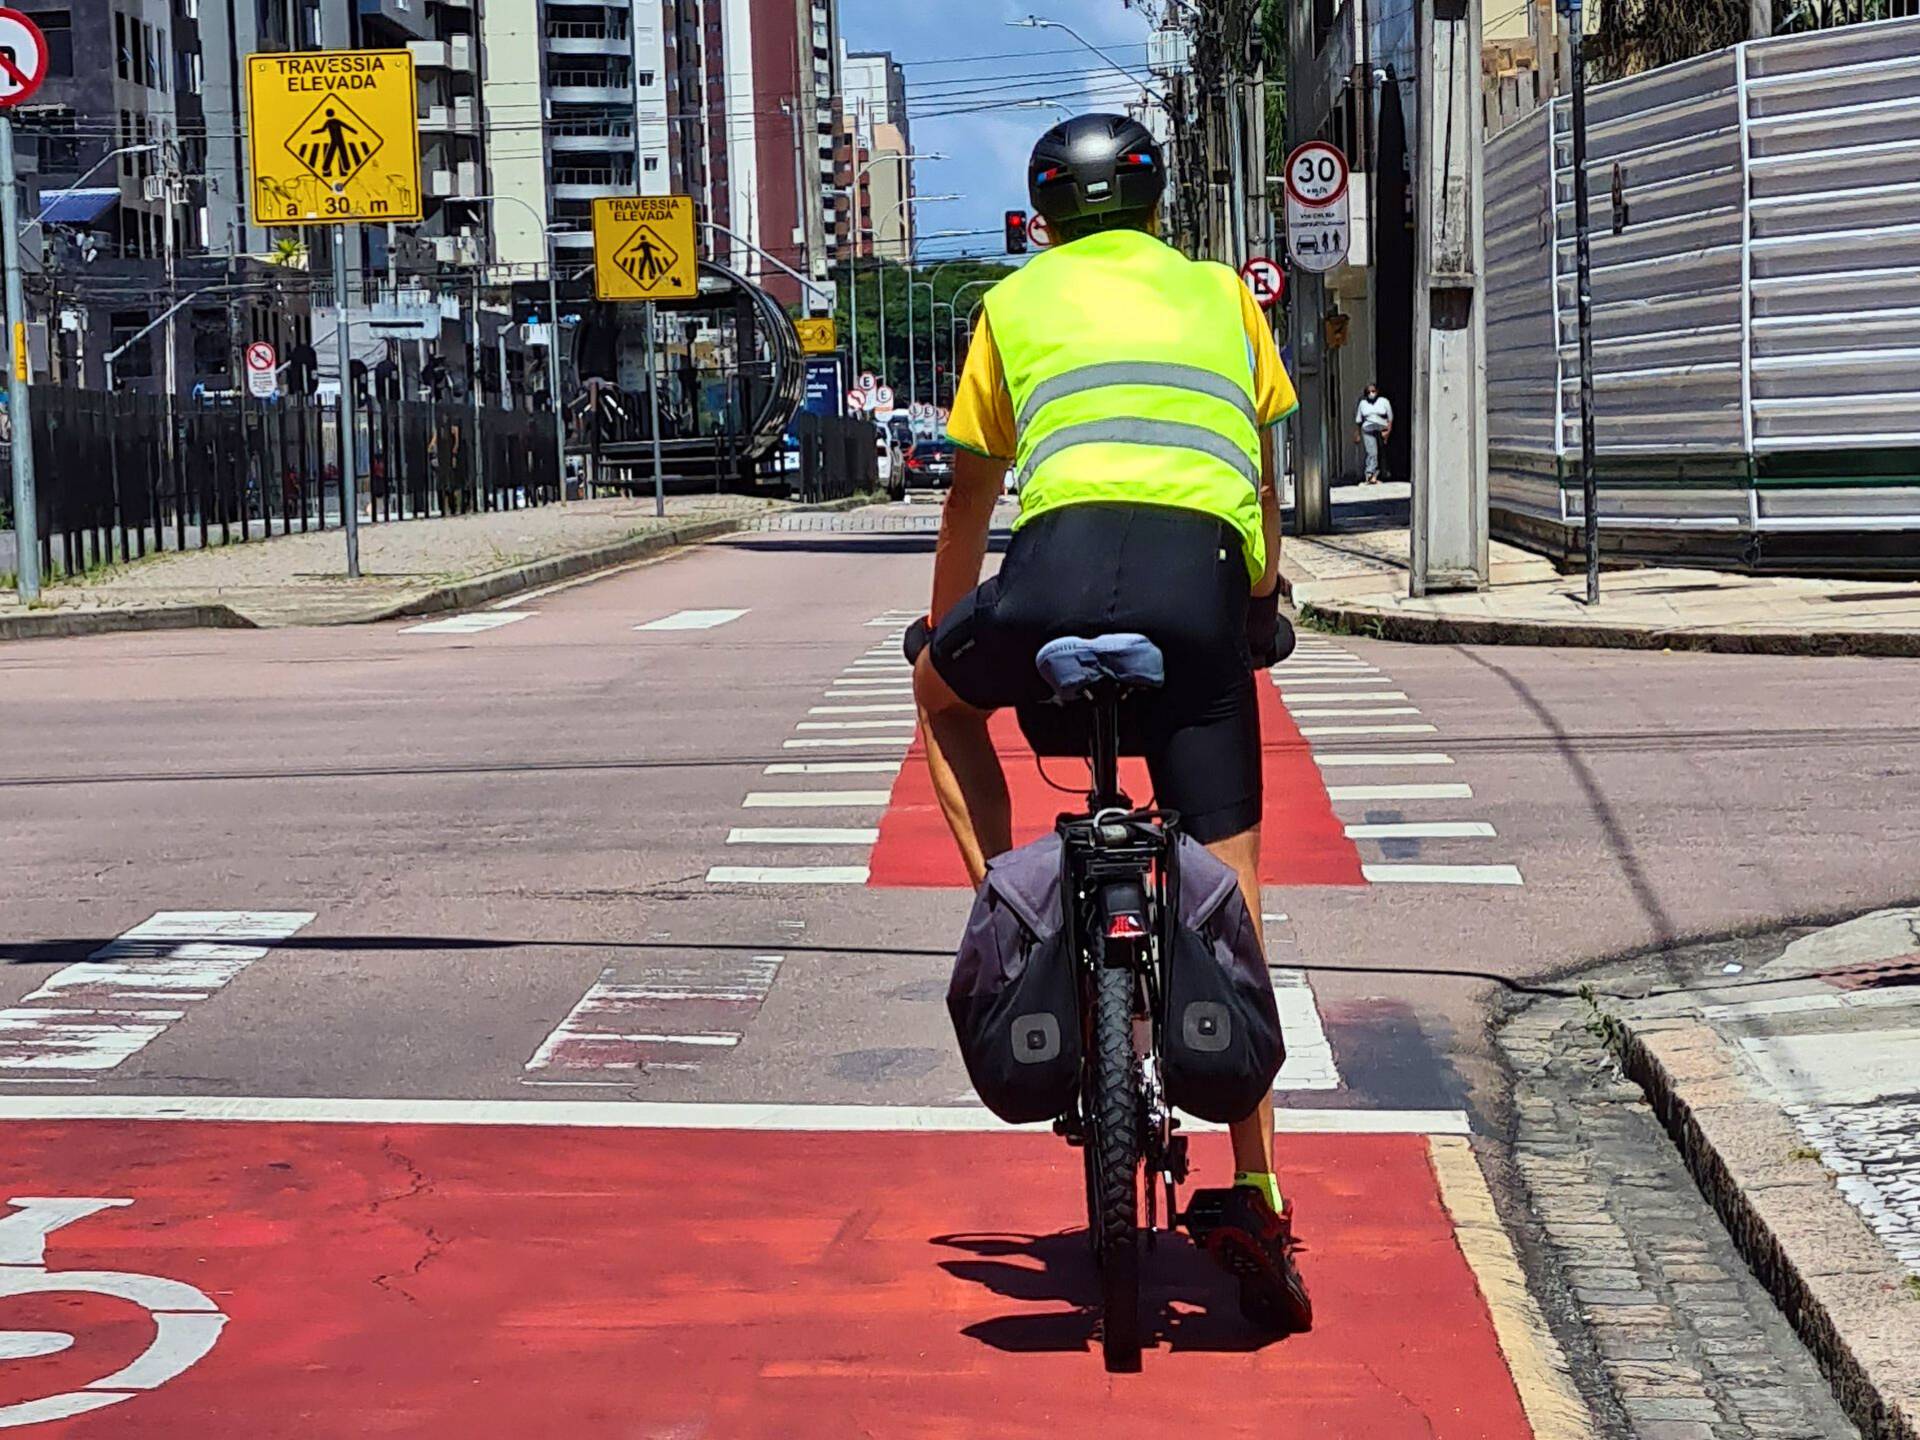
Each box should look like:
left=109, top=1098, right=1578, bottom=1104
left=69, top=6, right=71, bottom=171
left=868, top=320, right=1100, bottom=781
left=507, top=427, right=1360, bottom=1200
left=944, top=312, right=1018, bottom=462
left=1239, top=281, right=1299, bottom=427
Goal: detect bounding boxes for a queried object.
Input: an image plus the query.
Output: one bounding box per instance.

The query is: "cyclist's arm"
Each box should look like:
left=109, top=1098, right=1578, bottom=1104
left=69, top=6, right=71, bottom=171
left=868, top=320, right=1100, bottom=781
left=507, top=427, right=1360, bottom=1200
left=1255, top=429, right=1282, bottom=599
left=931, top=450, right=1004, bottom=621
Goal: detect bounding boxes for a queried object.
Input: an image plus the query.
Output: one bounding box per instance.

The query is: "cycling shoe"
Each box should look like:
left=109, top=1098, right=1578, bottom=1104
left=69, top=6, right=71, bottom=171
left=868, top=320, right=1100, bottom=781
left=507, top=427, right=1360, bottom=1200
left=1184, top=1185, right=1313, bottom=1333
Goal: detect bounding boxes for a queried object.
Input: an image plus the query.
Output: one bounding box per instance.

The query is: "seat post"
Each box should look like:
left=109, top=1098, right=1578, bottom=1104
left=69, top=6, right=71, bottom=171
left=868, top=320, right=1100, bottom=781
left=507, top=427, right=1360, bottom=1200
left=1088, top=685, right=1126, bottom=812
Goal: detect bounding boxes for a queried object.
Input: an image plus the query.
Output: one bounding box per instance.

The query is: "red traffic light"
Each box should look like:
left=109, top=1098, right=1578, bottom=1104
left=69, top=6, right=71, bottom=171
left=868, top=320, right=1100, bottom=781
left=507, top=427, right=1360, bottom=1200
left=1004, top=210, right=1029, bottom=255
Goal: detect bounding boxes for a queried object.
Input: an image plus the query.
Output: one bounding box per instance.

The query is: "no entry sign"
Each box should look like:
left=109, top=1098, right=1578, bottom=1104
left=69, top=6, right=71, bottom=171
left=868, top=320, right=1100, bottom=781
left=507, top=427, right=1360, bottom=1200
left=0, top=8, right=49, bottom=108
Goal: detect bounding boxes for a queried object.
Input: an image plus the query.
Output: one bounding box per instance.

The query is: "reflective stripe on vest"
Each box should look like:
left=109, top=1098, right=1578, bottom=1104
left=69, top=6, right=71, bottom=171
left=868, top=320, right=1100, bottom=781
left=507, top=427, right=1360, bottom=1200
left=982, top=230, right=1265, bottom=582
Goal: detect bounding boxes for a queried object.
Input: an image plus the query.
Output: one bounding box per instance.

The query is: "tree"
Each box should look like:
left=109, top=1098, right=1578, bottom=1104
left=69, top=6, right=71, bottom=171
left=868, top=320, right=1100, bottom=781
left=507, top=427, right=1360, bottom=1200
left=831, top=257, right=1016, bottom=398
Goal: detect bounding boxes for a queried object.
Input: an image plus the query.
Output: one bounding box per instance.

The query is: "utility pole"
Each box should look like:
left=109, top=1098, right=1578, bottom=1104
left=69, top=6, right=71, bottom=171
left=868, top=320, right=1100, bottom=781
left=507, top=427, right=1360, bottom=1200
left=1409, top=0, right=1491, bottom=595
left=1, top=114, right=40, bottom=602
left=1564, top=0, right=1599, bottom=603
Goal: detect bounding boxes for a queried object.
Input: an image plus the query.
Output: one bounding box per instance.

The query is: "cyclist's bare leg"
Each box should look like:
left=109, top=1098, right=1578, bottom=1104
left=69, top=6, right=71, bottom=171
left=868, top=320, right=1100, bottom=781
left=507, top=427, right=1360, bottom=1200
left=1205, top=825, right=1276, bottom=1177
left=914, top=651, right=1011, bottom=888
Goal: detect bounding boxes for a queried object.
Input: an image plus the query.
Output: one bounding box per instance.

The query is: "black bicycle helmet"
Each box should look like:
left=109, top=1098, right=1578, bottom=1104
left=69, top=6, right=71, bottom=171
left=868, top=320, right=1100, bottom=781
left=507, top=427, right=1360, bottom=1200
left=1028, top=113, right=1165, bottom=229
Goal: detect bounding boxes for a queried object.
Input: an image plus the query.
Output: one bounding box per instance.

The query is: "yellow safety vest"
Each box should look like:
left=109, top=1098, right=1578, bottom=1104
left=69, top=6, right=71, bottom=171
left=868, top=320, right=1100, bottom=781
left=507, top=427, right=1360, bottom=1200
left=983, top=228, right=1265, bottom=583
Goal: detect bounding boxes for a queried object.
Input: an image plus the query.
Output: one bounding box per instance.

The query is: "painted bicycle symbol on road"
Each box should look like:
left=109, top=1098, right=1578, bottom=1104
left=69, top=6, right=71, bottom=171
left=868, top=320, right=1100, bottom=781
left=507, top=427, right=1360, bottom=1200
left=0, top=1197, right=227, bottom=1428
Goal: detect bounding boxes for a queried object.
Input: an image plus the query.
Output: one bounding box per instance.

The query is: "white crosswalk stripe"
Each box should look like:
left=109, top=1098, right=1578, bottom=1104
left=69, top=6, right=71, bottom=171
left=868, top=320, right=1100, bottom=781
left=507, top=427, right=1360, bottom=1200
left=809, top=704, right=917, bottom=714
left=1326, top=783, right=1473, bottom=801
left=742, top=791, right=893, bottom=807
left=526, top=954, right=783, bottom=1079
left=401, top=612, right=532, bottom=635
left=1289, top=706, right=1424, bottom=719
left=1361, top=864, right=1525, bottom=886
left=1314, top=753, right=1455, bottom=767
left=727, top=828, right=880, bottom=845
left=706, top=866, right=871, bottom=885
left=1345, top=821, right=1496, bottom=839
left=794, top=719, right=918, bottom=731
left=763, top=761, right=900, bottom=775
left=1300, top=723, right=1439, bottom=737
left=783, top=737, right=912, bottom=749
left=635, top=608, right=749, bottom=632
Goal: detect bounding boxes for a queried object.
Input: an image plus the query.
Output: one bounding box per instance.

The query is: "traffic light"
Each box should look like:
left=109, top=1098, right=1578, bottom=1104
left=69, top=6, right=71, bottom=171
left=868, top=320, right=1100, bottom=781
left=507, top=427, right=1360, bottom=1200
left=1004, top=210, right=1029, bottom=255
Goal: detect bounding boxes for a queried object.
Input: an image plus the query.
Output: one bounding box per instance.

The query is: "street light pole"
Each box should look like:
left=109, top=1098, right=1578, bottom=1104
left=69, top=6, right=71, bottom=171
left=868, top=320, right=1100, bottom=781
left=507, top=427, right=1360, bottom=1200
left=845, top=152, right=947, bottom=382
left=863, top=194, right=960, bottom=392
left=1564, top=0, right=1600, bottom=605
left=1, top=116, right=40, bottom=602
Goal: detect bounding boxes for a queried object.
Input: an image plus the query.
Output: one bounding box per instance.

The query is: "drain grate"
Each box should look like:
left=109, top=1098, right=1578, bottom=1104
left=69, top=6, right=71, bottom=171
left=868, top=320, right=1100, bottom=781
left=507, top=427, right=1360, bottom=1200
left=1816, top=951, right=1920, bottom=991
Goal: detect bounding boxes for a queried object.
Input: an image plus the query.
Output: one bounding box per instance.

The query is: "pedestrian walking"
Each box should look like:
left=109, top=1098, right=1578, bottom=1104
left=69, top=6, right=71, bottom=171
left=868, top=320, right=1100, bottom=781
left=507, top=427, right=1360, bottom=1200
left=1353, top=382, right=1394, bottom=484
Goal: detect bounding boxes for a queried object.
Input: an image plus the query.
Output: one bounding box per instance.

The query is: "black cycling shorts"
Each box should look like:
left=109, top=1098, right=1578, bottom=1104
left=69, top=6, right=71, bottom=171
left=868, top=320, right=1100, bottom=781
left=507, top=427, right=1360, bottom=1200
left=927, top=503, right=1262, bottom=845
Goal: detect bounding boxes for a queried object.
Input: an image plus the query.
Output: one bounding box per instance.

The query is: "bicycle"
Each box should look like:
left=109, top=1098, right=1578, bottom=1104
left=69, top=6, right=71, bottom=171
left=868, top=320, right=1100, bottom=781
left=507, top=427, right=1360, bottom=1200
left=1029, top=633, right=1190, bottom=1374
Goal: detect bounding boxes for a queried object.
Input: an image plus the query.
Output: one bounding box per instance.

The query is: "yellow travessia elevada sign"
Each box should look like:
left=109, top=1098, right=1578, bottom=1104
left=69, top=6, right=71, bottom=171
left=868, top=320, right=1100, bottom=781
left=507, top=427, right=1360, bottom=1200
left=247, top=49, right=423, bottom=225
left=592, top=196, right=698, bottom=301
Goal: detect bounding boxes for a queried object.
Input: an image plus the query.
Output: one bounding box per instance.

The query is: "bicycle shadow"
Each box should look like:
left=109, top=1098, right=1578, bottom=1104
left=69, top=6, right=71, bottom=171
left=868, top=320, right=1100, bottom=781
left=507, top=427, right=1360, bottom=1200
left=931, top=1229, right=1291, bottom=1357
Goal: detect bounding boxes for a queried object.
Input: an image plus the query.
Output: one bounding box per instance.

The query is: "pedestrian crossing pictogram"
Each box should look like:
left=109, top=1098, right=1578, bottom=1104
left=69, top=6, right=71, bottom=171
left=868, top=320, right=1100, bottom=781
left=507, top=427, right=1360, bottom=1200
left=287, top=93, right=382, bottom=188
left=613, top=223, right=682, bottom=291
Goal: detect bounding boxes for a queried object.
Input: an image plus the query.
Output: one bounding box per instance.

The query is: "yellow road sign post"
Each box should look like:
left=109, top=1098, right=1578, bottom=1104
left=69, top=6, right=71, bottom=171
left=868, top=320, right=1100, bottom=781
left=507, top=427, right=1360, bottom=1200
left=246, top=50, right=422, bottom=225
left=245, top=49, right=424, bottom=579
left=591, top=197, right=697, bottom=302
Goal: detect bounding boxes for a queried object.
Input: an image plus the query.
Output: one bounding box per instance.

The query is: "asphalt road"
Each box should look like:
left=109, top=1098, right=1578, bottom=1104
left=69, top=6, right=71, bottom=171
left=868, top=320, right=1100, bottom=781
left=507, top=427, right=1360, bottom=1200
left=2, top=499, right=1914, bottom=1434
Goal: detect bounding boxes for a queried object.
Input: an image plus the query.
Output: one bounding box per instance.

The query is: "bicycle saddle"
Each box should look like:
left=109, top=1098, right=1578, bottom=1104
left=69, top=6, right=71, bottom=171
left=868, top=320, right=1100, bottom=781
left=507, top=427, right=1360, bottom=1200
left=1035, top=634, right=1165, bottom=704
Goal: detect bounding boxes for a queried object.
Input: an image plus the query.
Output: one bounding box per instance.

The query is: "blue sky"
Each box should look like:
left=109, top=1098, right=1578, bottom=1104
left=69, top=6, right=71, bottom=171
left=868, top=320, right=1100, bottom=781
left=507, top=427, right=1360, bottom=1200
left=837, top=0, right=1158, bottom=261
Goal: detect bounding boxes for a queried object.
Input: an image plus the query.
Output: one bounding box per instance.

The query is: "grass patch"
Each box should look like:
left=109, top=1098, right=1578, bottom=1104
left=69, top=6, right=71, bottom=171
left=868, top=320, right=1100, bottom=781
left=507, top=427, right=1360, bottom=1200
left=1788, top=1145, right=1821, bottom=1162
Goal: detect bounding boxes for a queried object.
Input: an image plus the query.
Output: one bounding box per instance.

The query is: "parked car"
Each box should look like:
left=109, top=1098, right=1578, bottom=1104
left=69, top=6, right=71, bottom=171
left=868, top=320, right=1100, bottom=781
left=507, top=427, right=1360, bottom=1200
left=905, top=439, right=956, bottom=489
left=873, top=425, right=905, bottom=499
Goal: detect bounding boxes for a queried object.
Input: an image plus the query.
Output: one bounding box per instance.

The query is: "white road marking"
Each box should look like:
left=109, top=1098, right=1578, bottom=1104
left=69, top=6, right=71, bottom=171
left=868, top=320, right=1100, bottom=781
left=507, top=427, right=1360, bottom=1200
left=0, top=1095, right=1475, bottom=1135
left=705, top=865, right=871, bottom=884
left=827, top=687, right=913, bottom=698
left=1362, top=863, right=1525, bottom=886
left=1324, top=783, right=1474, bottom=801
left=794, top=719, right=918, bottom=731
left=400, top=612, right=533, bottom=635
left=783, top=737, right=911, bottom=749
left=1278, top=691, right=1409, bottom=704
left=1346, top=821, right=1497, bottom=839
left=1275, top=676, right=1397, bottom=687
left=526, top=954, right=782, bottom=1076
left=1289, top=706, right=1424, bottom=719
left=726, top=827, right=880, bottom=845
left=634, top=608, right=749, bottom=631
left=1300, top=723, right=1439, bottom=737
left=763, top=761, right=901, bottom=775
left=1281, top=668, right=1381, bottom=678
left=0, top=913, right=315, bottom=1074
left=1315, top=753, right=1455, bottom=767
left=742, top=791, right=893, bottom=807
left=844, top=663, right=912, bottom=673
left=828, top=678, right=916, bottom=689
left=808, top=704, right=917, bottom=715
left=1272, top=970, right=1340, bottom=1091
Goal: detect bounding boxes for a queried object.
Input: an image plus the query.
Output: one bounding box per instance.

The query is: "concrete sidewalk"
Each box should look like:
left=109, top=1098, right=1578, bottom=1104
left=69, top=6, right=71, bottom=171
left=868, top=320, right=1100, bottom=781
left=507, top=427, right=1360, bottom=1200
left=0, top=493, right=821, bottom=637
left=1282, top=483, right=1920, bottom=656
left=1556, top=913, right=1920, bottom=1438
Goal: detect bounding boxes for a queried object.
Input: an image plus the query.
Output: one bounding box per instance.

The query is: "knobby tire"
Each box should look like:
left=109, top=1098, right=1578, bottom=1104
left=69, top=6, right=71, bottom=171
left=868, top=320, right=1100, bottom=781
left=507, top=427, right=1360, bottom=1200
left=1091, top=957, right=1141, bottom=1372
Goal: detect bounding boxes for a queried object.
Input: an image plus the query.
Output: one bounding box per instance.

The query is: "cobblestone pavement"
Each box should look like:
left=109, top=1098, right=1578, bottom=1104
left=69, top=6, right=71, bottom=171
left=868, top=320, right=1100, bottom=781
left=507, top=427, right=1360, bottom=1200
left=1790, top=1098, right=1920, bottom=1276
left=1502, top=998, right=1861, bottom=1439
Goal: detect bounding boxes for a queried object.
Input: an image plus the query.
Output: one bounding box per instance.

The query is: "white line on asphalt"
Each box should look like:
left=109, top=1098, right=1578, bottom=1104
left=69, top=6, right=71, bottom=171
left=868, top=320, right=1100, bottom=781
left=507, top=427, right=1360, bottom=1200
left=634, top=608, right=749, bottom=631
left=0, top=1095, right=1475, bottom=1135
left=602, top=1033, right=742, bottom=1047
left=828, top=678, right=916, bottom=689
left=0, top=913, right=315, bottom=1074
left=763, top=762, right=901, bottom=775
left=401, top=612, right=534, bottom=635
left=1325, top=783, right=1474, bottom=802
left=1274, top=676, right=1396, bottom=687
left=783, top=738, right=912, bottom=750
left=1280, top=668, right=1381, bottom=677
left=1272, top=970, right=1340, bottom=1091
left=1278, top=692, right=1409, bottom=704
left=526, top=955, right=782, bottom=1075
left=844, top=663, right=912, bottom=673
left=1289, top=706, right=1424, bottom=719
left=705, top=865, right=871, bottom=884
left=1345, top=821, right=1498, bottom=839
left=1300, top=723, right=1439, bottom=737
left=827, top=688, right=913, bottom=698
left=1314, top=753, right=1455, bottom=767
left=1361, top=864, right=1525, bottom=886
left=808, top=704, right=917, bottom=715
left=794, top=719, right=918, bottom=731
left=742, top=791, right=894, bottom=807
left=726, top=828, right=880, bottom=845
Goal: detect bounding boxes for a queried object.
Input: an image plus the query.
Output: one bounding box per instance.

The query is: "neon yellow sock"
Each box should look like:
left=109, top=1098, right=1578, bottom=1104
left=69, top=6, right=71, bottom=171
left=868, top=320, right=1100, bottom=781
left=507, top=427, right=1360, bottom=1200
left=1234, top=1170, right=1285, bottom=1214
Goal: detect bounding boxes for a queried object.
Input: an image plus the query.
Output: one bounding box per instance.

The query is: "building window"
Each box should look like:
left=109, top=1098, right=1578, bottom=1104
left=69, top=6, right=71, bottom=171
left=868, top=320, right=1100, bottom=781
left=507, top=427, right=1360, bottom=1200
left=156, top=28, right=167, bottom=92
left=143, top=23, right=158, bottom=88
left=115, top=12, right=128, bottom=79
left=110, top=311, right=154, bottom=378
left=32, top=10, right=73, bottom=76
left=119, top=109, right=133, bottom=173
left=644, top=156, right=659, bottom=172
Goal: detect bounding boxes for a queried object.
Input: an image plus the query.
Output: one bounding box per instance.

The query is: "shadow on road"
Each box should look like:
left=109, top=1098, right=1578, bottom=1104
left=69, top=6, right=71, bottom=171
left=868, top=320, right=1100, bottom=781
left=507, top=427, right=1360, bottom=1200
left=932, top=1229, right=1285, bottom=1357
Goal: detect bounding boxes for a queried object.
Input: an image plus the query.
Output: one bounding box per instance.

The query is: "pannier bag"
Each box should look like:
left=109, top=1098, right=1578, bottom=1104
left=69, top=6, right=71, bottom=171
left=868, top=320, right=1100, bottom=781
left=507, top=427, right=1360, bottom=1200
left=1161, top=835, right=1286, bottom=1122
left=947, top=835, right=1082, bottom=1123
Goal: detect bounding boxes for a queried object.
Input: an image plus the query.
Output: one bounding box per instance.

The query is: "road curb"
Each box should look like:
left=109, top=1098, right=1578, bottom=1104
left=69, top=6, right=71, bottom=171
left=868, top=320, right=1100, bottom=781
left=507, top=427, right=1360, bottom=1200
left=1610, top=1015, right=1920, bottom=1440
left=1296, top=599, right=1920, bottom=658
left=0, top=603, right=256, bottom=643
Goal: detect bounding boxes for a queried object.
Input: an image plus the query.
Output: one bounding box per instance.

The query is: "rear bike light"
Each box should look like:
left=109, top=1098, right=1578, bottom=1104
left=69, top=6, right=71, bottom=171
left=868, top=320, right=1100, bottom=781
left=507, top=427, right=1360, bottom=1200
left=1106, top=913, right=1149, bottom=940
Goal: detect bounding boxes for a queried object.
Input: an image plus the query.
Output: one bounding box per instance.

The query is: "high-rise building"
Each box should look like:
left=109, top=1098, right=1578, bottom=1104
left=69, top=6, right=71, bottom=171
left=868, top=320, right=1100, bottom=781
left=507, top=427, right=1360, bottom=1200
left=839, top=49, right=911, bottom=261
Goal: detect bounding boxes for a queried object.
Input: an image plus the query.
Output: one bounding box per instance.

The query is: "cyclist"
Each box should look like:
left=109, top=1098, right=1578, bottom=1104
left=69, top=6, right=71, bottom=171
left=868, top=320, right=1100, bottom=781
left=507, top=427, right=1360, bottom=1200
left=910, top=114, right=1311, bottom=1330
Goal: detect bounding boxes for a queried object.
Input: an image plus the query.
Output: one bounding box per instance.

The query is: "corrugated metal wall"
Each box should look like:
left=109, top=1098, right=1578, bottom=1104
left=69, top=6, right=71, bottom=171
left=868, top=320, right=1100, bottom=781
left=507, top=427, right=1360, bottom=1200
left=1484, top=14, right=1920, bottom=556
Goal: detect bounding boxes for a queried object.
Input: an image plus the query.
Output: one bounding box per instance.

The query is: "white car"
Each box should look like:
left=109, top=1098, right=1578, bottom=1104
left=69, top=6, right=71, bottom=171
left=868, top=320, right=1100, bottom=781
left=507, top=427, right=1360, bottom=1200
left=874, top=425, right=905, bottom=499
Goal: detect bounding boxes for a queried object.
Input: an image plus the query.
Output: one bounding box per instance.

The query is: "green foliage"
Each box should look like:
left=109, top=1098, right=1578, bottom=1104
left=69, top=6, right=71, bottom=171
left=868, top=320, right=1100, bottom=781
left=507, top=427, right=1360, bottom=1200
left=1263, top=0, right=1289, bottom=173
left=830, top=258, right=1016, bottom=396
left=1592, top=0, right=1747, bottom=78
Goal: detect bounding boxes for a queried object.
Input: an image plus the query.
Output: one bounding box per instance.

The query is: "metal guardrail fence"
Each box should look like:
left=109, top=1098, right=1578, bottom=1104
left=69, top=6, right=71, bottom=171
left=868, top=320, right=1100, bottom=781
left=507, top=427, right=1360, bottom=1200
left=793, top=414, right=880, bottom=506
left=4, top=391, right=559, bottom=581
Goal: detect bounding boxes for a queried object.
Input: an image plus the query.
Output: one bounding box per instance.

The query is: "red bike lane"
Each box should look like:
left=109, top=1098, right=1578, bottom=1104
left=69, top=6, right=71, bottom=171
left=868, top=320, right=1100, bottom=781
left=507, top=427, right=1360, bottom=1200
left=869, top=681, right=1366, bottom=888
left=0, top=1108, right=1545, bottom=1438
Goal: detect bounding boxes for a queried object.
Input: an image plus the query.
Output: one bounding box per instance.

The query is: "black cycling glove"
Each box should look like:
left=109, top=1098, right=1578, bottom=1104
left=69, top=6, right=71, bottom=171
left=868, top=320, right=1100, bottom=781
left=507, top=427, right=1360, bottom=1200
left=1246, top=589, right=1295, bottom=670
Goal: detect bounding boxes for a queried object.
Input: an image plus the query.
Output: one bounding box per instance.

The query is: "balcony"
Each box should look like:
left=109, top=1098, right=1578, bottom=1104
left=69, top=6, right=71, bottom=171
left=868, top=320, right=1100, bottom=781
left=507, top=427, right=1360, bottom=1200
left=547, top=68, right=631, bottom=103
left=550, top=121, right=635, bottom=152
left=545, top=19, right=629, bottom=52
left=407, top=35, right=473, bottom=73
left=552, top=168, right=635, bottom=202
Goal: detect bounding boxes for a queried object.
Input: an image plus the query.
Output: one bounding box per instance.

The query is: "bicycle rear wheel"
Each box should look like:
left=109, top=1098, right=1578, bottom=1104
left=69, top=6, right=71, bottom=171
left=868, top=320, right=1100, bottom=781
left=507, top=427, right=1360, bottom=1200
left=1088, top=959, right=1141, bottom=1372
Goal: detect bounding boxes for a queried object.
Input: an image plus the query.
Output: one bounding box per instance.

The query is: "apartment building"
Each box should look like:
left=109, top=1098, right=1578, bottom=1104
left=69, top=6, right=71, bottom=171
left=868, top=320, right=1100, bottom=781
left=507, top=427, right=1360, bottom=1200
left=841, top=48, right=911, bottom=261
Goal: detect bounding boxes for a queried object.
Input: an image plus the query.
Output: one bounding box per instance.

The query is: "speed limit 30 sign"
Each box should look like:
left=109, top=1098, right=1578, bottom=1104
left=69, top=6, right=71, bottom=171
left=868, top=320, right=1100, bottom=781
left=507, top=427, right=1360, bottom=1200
left=1285, top=141, right=1349, bottom=209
